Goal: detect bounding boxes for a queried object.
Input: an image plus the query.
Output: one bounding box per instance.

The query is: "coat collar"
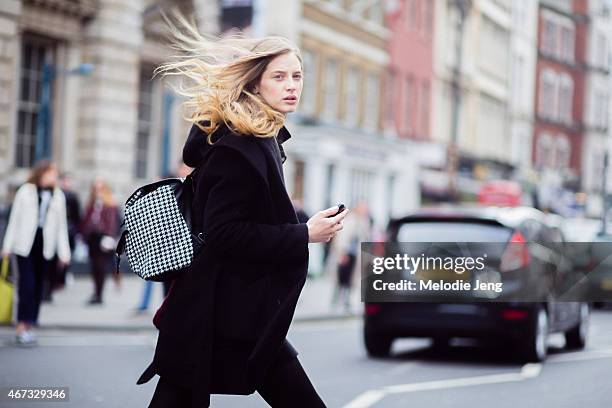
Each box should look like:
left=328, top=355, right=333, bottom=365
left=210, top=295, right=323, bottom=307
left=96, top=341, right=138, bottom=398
left=277, top=126, right=291, bottom=145
left=183, top=122, right=292, bottom=168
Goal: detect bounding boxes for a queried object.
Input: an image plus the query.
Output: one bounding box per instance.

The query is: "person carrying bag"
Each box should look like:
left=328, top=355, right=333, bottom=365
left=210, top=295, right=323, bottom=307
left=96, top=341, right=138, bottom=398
left=137, top=15, right=348, bottom=408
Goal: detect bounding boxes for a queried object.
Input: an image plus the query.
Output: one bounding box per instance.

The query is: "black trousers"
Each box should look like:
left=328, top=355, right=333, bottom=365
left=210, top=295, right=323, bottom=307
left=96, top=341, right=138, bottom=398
left=148, top=356, right=326, bottom=408
left=16, top=228, right=51, bottom=324
left=86, top=234, right=113, bottom=300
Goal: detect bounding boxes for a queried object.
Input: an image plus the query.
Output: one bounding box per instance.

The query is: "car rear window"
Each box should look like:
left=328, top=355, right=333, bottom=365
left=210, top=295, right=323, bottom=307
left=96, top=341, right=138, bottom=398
left=396, top=221, right=513, bottom=242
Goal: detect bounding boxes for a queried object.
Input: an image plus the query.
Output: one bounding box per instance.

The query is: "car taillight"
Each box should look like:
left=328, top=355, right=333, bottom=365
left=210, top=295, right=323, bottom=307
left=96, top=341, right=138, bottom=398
left=365, top=304, right=382, bottom=316
left=500, top=231, right=530, bottom=272
left=500, top=309, right=529, bottom=320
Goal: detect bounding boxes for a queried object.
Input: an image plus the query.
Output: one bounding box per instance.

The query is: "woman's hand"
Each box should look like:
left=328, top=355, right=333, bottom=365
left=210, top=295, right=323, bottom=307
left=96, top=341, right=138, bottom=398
left=306, top=206, right=348, bottom=243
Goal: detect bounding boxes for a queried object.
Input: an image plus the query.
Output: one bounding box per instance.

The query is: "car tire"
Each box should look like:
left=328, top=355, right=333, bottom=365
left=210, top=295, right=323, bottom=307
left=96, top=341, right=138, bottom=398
left=364, top=330, right=392, bottom=357
left=565, top=302, right=589, bottom=350
left=520, top=306, right=549, bottom=362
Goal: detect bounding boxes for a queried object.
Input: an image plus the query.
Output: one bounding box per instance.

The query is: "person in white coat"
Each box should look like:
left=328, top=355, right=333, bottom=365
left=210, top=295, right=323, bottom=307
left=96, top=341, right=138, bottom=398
left=2, top=161, right=71, bottom=345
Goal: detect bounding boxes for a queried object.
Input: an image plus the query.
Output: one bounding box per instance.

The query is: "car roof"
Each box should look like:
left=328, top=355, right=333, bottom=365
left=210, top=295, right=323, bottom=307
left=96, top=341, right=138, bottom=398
left=391, top=205, right=552, bottom=230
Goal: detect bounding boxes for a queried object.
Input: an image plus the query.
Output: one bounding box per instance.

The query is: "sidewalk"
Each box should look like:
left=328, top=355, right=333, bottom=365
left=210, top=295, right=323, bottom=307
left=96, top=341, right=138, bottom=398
left=17, top=272, right=362, bottom=331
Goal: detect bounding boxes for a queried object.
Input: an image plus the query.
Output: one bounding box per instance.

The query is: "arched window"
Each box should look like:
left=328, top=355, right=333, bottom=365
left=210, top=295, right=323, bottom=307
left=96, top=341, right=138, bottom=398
left=558, top=74, right=573, bottom=124
left=554, top=135, right=570, bottom=169
left=536, top=133, right=553, bottom=168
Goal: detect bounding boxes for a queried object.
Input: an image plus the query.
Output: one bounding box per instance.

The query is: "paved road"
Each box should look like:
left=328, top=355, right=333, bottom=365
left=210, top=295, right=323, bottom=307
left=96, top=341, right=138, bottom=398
left=1, top=310, right=612, bottom=407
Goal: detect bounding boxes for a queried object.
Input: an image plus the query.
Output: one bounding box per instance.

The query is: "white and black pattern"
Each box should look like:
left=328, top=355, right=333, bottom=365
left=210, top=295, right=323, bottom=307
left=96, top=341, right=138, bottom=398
left=120, top=181, right=195, bottom=281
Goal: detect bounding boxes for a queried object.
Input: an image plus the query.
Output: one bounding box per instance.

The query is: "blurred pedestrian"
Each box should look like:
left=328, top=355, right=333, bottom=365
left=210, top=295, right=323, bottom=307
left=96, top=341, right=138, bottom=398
left=135, top=162, right=193, bottom=314
left=139, top=21, right=346, bottom=408
left=330, top=201, right=371, bottom=313
left=80, top=178, right=119, bottom=305
left=55, top=173, right=81, bottom=291
left=1, top=160, right=71, bottom=346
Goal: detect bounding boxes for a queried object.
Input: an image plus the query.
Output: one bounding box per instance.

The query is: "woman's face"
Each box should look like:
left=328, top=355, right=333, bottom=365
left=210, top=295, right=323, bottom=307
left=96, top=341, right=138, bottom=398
left=93, top=179, right=104, bottom=196
left=40, top=166, right=58, bottom=188
left=256, top=52, right=303, bottom=115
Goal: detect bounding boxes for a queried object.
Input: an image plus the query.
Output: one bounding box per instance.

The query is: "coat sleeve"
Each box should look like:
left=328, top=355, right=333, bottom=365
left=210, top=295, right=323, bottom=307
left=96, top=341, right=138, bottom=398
left=55, top=191, right=71, bottom=263
left=201, top=146, right=309, bottom=263
left=2, top=185, right=26, bottom=254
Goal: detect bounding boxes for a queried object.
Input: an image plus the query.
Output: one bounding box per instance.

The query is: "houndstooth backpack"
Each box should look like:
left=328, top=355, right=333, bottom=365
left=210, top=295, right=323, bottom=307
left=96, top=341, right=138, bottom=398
left=115, top=172, right=205, bottom=281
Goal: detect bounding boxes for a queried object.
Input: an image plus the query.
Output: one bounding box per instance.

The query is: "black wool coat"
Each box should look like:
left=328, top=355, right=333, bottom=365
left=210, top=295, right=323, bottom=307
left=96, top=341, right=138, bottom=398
left=137, top=123, right=310, bottom=408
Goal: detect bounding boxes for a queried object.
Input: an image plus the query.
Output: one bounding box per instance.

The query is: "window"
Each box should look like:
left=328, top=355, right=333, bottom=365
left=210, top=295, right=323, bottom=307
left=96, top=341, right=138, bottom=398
left=300, top=49, right=318, bottom=117
left=595, top=31, right=608, bottom=69
left=16, top=36, right=56, bottom=168
left=403, top=77, right=414, bottom=135
left=135, top=65, right=156, bottom=179
left=511, top=55, right=524, bottom=107
left=385, top=71, right=396, bottom=126
left=541, top=13, right=575, bottom=63
left=558, top=74, right=573, bottom=124
left=536, top=133, right=553, bottom=168
left=554, top=135, right=570, bottom=169
left=323, top=58, right=339, bottom=121
left=594, top=90, right=609, bottom=129
left=363, top=73, right=380, bottom=131
left=481, top=16, right=509, bottom=76
left=560, top=24, right=575, bottom=62
left=542, top=19, right=556, bottom=56
left=344, top=66, right=360, bottom=127
left=539, top=70, right=557, bottom=120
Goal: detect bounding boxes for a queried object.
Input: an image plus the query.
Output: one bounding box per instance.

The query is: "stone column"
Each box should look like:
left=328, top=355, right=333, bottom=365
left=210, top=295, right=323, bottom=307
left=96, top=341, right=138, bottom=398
left=0, top=0, right=22, bottom=200
left=77, top=0, right=144, bottom=199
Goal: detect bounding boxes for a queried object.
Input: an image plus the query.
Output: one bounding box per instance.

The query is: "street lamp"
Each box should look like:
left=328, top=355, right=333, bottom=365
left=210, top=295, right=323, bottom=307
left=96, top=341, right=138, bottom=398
left=447, top=0, right=472, bottom=202
left=34, top=63, right=95, bottom=162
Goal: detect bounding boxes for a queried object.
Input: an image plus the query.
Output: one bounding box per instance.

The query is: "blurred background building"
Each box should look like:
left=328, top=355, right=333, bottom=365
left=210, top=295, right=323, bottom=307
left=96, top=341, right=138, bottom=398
left=0, top=0, right=611, bottom=265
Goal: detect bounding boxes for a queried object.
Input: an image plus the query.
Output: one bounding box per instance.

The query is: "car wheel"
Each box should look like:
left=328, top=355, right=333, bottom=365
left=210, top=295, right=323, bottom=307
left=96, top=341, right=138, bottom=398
left=565, top=302, right=589, bottom=350
left=520, top=306, right=548, bottom=362
left=364, top=330, right=392, bottom=357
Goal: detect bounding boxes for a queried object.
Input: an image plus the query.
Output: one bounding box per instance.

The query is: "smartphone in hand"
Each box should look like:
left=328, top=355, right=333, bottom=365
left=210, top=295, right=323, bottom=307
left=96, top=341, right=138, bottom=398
left=328, top=203, right=346, bottom=218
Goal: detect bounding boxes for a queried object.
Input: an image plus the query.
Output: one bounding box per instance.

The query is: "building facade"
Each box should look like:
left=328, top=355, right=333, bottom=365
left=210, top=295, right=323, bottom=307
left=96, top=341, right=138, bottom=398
left=432, top=0, right=514, bottom=198
left=0, top=0, right=220, bottom=204
left=1, top=0, right=419, bottom=274
left=509, top=0, right=539, bottom=173
left=582, top=0, right=611, bottom=212
left=533, top=0, right=602, bottom=213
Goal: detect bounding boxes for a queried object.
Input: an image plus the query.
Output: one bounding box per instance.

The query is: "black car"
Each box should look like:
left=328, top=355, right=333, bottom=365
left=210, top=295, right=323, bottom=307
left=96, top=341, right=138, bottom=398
left=363, top=206, right=590, bottom=362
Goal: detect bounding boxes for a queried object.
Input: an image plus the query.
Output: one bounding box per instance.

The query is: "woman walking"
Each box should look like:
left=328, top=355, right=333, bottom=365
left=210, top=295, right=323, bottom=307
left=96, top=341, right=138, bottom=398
left=1, top=161, right=71, bottom=345
left=137, top=18, right=347, bottom=408
left=80, top=178, right=119, bottom=305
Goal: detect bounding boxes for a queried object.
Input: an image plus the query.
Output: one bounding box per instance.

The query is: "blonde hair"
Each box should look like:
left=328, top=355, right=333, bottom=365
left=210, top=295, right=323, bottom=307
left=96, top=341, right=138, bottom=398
left=155, top=14, right=302, bottom=142
left=89, top=179, right=116, bottom=207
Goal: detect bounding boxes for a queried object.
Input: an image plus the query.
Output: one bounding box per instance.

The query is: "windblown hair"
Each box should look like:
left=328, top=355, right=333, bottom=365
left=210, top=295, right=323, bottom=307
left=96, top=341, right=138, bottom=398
left=155, top=14, right=302, bottom=142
